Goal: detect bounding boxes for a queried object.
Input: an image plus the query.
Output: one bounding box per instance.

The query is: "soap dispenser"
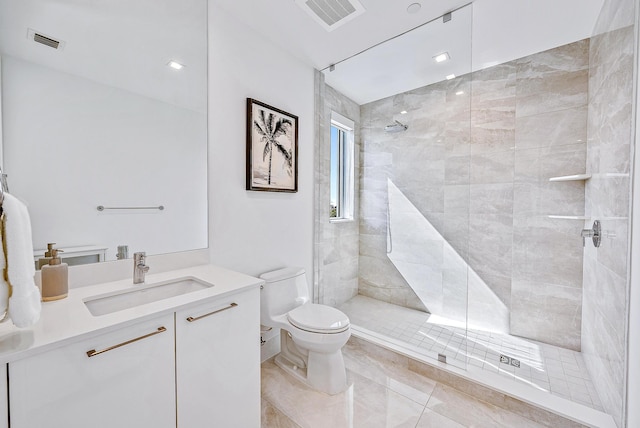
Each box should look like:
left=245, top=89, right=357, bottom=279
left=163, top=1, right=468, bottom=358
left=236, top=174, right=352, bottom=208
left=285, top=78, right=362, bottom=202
left=41, top=247, right=68, bottom=301
left=37, top=243, right=56, bottom=269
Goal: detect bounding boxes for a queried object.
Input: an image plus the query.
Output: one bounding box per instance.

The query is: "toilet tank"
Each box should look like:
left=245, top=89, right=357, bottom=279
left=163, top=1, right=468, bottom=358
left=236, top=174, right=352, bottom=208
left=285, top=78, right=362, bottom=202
left=259, top=267, right=309, bottom=323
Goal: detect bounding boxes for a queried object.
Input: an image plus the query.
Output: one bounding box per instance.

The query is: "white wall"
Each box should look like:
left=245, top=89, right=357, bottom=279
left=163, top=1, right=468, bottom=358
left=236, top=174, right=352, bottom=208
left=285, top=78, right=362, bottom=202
left=2, top=56, right=208, bottom=261
left=0, top=56, right=3, bottom=167
left=472, top=0, right=604, bottom=70
left=208, top=3, right=316, bottom=281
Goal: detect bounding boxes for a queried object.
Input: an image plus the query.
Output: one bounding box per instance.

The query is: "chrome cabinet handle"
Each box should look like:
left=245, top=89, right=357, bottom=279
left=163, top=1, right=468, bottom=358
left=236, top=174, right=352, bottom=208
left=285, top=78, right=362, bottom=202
left=86, top=326, right=167, bottom=358
left=186, top=303, right=238, bottom=323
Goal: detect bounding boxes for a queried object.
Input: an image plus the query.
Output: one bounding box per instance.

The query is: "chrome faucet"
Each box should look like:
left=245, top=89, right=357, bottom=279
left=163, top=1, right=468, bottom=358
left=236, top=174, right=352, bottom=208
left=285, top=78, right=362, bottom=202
left=133, top=252, right=150, bottom=284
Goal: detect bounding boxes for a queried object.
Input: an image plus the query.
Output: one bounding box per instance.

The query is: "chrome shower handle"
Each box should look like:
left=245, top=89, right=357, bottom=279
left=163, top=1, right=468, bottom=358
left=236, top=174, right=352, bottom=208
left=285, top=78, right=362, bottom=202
left=581, top=220, right=601, bottom=248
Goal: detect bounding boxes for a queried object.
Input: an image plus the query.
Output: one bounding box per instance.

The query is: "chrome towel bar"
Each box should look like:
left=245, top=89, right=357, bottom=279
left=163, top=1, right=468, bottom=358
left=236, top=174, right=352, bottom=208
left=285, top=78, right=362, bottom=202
left=97, top=205, right=164, bottom=211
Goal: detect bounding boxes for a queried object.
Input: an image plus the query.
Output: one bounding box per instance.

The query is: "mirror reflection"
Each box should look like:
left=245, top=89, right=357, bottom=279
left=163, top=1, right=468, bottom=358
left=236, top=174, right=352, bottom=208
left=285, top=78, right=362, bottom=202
left=0, top=0, right=208, bottom=267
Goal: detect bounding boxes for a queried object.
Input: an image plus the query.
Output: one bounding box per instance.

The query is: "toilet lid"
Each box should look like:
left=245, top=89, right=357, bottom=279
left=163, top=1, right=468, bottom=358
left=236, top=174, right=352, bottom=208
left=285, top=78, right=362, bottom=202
left=287, top=304, right=350, bottom=334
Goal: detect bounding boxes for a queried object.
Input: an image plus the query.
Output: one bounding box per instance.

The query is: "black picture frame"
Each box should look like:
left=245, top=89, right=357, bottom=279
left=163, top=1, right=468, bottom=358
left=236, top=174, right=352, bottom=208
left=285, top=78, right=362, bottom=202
left=246, top=98, right=299, bottom=192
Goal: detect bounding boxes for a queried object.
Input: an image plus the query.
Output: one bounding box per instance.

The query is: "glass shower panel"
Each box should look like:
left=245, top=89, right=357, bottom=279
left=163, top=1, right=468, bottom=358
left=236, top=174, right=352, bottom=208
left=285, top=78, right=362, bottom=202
left=317, top=5, right=473, bottom=370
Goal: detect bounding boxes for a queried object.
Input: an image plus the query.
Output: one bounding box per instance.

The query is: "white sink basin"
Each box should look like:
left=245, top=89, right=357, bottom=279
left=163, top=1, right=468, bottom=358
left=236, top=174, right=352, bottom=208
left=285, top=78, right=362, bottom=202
left=84, top=277, right=213, bottom=316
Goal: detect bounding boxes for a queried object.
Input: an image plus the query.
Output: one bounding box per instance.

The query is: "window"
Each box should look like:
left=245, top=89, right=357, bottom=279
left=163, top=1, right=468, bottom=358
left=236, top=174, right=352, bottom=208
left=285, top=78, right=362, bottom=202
left=329, top=111, right=355, bottom=221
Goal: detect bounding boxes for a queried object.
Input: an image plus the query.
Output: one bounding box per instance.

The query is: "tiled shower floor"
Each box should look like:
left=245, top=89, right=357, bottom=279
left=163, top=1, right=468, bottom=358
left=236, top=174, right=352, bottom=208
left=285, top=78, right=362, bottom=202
left=339, top=295, right=603, bottom=411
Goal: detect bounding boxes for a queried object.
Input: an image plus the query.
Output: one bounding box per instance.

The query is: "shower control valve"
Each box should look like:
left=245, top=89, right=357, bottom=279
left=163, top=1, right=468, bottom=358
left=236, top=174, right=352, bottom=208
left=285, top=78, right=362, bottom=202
left=581, top=220, right=601, bottom=248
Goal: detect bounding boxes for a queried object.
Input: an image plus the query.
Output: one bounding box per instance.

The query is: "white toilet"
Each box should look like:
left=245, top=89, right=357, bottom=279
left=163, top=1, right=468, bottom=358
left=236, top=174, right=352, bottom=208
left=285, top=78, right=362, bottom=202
left=260, top=267, right=351, bottom=395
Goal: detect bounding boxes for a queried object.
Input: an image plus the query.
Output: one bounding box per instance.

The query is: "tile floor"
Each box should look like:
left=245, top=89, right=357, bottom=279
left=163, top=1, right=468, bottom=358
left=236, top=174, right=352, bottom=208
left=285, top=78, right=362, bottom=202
left=339, top=295, right=603, bottom=411
left=261, top=338, right=575, bottom=428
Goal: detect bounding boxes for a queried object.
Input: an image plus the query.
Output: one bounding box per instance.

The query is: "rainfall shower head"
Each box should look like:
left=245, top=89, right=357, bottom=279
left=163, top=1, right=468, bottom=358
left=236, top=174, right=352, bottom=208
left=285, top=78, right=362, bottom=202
left=384, top=120, right=408, bottom=133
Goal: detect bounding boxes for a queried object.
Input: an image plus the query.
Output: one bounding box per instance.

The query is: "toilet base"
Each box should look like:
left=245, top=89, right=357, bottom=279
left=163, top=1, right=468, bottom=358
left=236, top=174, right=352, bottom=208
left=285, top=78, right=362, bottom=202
left=274, top=351, right=349, bottom=395
left=274, top=353, right=308, bottom=385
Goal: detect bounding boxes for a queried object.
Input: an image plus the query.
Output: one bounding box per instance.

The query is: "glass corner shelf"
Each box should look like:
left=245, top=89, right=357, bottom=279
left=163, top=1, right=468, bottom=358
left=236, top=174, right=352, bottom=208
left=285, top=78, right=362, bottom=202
left=547, top=215, right=589, bottom=220
left=548, top=174, right=591, bottom=182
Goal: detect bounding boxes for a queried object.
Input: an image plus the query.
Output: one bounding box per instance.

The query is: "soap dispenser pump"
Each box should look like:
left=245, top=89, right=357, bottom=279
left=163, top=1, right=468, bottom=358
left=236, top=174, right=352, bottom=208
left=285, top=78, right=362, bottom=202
left=41, top=247, right=68, bottom=301
left=37, top=243, right=56, bottom=269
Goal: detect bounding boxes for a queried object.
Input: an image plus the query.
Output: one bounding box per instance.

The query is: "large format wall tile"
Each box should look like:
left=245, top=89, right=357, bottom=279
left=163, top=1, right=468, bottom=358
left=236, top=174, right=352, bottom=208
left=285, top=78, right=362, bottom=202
left=515, top=40, right=589, bottom=118
left=515, top=106, right=587, bottom=150
left=581, top=294, right=625, bottom=422
left=582, top=15, right=634, bottom=426
left=511, top=281, right=582, bottom=351
left=316, top=16, right=633, bottom=428
left=470, top=150, right=515, bottom=184
left=514, top=143, right=587, bottom=185
left=468, top=214, right=513, bottom=279
left=512, top=218, right=583, bottom=290
left=508, top=46, right=588, bottom=346
left=469, top=183, right=514, bottom=214
left=582, top=253, right=626, bottom=353
left=471, top=120, right=516, bottom=154
left=315, top=79, right=361, bottom=307
left=352, top=39, right=589, bottom=348
left=357, top=78, right=471, bottom=318
left=471, top=63, right=516, bottom=126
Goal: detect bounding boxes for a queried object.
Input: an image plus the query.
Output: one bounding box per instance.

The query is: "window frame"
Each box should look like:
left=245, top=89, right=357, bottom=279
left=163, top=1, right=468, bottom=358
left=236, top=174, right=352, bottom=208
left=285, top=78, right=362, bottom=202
left=329, top=111, right=355, bottom=223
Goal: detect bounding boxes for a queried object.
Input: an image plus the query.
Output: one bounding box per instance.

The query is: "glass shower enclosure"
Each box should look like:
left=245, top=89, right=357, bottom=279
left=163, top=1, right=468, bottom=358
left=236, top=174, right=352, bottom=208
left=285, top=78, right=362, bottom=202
left=315, top=5, right=473, bottom=371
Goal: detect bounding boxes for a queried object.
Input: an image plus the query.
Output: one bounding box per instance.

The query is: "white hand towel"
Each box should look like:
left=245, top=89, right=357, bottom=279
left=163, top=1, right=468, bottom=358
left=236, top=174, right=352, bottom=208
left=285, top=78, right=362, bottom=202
left=3, top=193, right=41, bottom=328
left=0, top=214, right=9, bottom=320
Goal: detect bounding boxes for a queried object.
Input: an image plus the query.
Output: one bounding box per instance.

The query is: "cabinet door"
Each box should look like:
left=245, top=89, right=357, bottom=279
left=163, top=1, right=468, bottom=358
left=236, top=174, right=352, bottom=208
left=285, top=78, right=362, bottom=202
left=175, top=288, right=260, bottom=427
left=10, top=314, right=176, bottom=428
left=0, top=364, right=6, bottom=428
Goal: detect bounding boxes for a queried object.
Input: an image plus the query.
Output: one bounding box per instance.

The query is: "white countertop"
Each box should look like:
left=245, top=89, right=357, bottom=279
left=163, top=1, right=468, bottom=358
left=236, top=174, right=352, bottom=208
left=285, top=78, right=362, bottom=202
left=0, top=264, right=264, bottom=363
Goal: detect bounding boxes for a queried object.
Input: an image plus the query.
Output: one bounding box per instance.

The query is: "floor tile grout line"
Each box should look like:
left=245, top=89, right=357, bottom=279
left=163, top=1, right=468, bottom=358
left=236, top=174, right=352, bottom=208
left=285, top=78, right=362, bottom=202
left=262, top=395, right=304, bottom=428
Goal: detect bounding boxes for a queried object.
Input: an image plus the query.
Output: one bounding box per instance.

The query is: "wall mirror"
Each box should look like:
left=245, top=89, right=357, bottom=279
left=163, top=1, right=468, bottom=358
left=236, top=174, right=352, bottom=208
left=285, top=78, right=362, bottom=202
left=0, top=0, right=208, bottom=267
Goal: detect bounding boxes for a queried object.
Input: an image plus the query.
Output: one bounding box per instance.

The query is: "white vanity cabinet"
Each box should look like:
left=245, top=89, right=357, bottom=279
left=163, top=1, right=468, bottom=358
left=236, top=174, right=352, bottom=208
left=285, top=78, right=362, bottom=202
left=9, top=314, right=176, bottom=428
left=175, top=289, right=260, bottom=427
left=7, top=285, right=260, bottom=428
left=0, top=364, right=7, bottom=428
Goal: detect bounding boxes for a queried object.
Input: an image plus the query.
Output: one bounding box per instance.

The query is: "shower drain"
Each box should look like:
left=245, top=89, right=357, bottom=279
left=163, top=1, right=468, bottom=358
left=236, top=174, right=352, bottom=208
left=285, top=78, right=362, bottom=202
left=500, top=354, right=521, bottom=368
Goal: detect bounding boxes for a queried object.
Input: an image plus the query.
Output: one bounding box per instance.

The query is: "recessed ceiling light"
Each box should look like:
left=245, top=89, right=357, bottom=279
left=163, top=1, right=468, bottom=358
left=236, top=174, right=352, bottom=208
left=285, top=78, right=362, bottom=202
left=407, top=3, right=421, bottom=14
left=456, top=90, right=464, bottom=95
left=446, top=74, right=456, bottom=80
left=434, top=52, right=450, bottom=63
left=168, top=60, right=184, bottom=70
left=400, top=110, right=408, bottom=115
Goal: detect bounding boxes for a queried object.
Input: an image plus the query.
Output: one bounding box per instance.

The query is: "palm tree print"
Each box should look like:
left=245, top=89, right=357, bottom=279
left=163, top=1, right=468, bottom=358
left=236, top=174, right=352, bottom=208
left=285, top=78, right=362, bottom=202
left=253, top=109, right=293, bottom=185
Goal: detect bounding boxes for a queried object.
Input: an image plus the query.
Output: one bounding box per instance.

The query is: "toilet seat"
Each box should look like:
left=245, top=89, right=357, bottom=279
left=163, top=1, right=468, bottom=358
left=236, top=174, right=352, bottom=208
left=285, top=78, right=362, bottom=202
left=287, top=304, right=350, bottom=334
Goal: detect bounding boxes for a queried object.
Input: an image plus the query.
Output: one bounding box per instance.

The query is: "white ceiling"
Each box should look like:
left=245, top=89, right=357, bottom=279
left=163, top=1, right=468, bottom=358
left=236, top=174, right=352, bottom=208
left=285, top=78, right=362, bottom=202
left=0, top=0, right=606, bottom=109
left=0, top=0, right=207, bottom=112
left=212, top=0, right=472, bottom=72
left=324, top=5, right=473, bottom=104
left=213, top=0, right=605, bottom=104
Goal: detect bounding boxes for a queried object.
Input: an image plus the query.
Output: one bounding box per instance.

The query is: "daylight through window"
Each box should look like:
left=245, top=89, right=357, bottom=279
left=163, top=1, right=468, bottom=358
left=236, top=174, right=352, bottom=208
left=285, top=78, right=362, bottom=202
left=330, top=112, right=355, bottom=221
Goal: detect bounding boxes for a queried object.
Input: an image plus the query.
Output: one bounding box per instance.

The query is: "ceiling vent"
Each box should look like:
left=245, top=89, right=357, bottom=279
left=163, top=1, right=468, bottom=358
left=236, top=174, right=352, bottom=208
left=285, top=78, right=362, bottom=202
left=27, top=29, right=66, bottom=51
left=295, top=0, right=365, bottom=32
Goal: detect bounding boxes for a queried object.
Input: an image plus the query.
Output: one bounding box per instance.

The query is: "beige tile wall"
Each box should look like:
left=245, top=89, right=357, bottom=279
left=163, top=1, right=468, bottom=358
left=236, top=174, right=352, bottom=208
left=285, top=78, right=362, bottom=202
left=582, top=0, right=636, bottom=424
left=509, top=40, right=589, bottom=350
left=314, top=73, right=361, bottom=307
left=314, top=3, right=635, bottom=425
left=357, top=40, right=590, bottom=349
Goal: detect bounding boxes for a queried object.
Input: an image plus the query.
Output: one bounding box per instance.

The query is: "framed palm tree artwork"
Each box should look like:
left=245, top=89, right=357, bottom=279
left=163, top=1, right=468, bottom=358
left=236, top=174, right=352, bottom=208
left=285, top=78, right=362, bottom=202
left=246, top=98, right=299, bottom=192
